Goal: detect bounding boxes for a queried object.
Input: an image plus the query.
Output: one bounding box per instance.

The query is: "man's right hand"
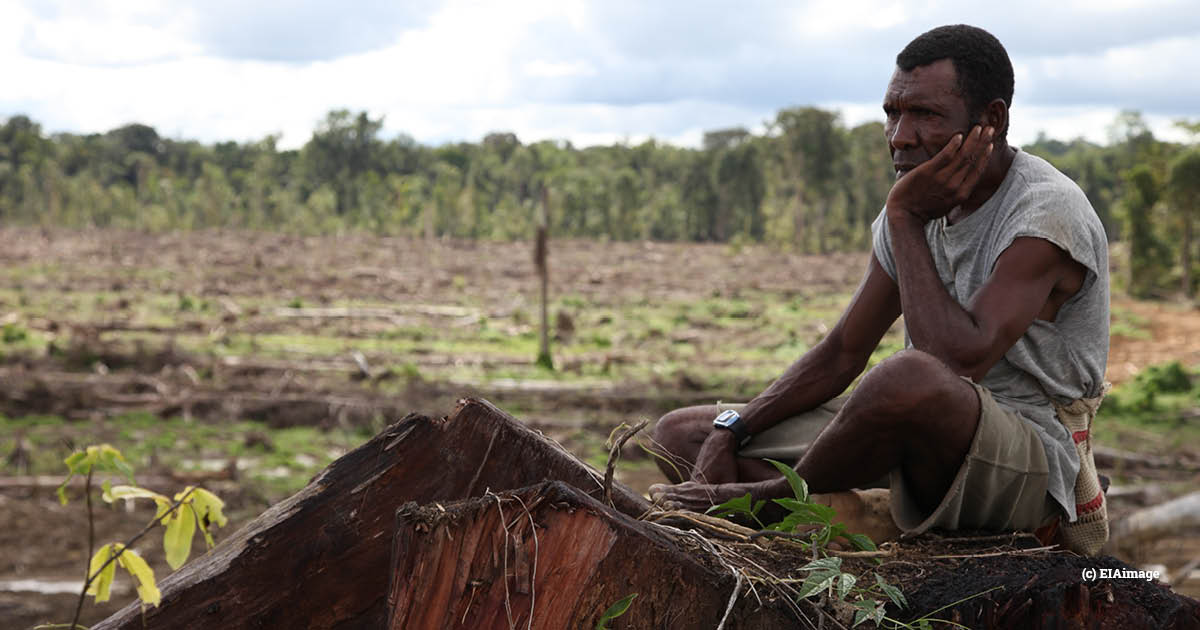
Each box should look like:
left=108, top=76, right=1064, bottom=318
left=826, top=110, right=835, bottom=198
left=688, top=428, right=739, bottom=484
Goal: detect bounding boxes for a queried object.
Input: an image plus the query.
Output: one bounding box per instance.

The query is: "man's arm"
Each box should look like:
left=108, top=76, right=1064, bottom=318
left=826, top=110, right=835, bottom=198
left=689, top=254, right=901, bottom=483
left=886, top=126, right=1085, bottom=379
left=890, top=225, right=1081, bottom=379
left=739, top=255, right=901, bottom=433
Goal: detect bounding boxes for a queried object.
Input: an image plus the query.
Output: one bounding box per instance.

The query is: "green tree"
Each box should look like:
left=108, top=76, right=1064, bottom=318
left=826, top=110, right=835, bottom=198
left=772, top=107, right=846, bottom=253
left=301, top=110, right=385, bottom=215
left=1168, top=149, right=1200, bottom=297
left=1120, top=165, right=1170, bottom=297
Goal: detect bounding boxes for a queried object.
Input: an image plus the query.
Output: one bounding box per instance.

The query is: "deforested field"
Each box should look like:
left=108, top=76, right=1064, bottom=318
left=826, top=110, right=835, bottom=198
left=1, top=226, right=1198, bottom=627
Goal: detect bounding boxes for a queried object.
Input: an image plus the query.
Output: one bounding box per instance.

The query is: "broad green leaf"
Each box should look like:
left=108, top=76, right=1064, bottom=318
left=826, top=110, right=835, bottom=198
left=86, top=544, right=118, bottom=603
left=117, top=548, right=161, bottom=607
left=771, top=499, right=836, bottom=528
left=706, top=492, right=753, bottom=517
left=796, top=573, right=837, bottom=600
left=837, top=573, right=857, bottom=601
left=876, top=574, right=907, bottom=608
left=164, top=504, right=197, bottom=570
left=595, top=592, right=637, bottom=630
left=806, top=502, right=837, bottom=524
left=826, top=523, right=847, bottom=544
left=873, top=602, right=888, bottom=625
left=845, top=532, right=877, bottom=552
left=770, top=512, right=808, bottom=533
left=800, top=556, right=842, bottom=573
left=851, top=600, right=876, bottom=627
left=766, top=459, right=808, bottom=502
left=771, top=498, right=807, bottom=513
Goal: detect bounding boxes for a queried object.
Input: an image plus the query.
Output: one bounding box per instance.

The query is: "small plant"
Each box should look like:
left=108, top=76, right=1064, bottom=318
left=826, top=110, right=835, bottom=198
left=707, top=460, right=875, bottom=552
left=595, top=592, right=637, bottom=630
left=706, top=460, right=995, bottom=628
left=2, top=322, right=28, bottom=344
left=50, top=444, right=228, bottom=630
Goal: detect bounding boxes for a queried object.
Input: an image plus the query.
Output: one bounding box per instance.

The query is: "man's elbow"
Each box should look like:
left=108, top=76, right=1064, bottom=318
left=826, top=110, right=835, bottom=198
left=912, top=341, right=994, bottom=381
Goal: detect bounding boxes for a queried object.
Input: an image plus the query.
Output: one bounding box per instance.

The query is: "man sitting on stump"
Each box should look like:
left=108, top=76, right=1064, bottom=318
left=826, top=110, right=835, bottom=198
left=649, top=24, right=1111, bottom=554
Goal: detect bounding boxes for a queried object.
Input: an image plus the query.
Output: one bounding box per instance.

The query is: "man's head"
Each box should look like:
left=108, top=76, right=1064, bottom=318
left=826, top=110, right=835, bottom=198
left=884, top=25, right=1013, bottom=177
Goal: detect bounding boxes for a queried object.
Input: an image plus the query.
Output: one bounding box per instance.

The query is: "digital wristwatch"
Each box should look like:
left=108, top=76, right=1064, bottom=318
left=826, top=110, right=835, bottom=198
left=713, top=409, right=752, bottom=447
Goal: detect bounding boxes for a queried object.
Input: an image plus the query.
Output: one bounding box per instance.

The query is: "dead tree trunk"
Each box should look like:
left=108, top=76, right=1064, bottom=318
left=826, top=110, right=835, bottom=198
left=93, top=398, right=649, bottom=630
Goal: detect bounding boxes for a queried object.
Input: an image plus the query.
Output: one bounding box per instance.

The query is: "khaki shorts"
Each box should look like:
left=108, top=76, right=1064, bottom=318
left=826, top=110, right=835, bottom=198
left=719, top=379, right=1059, bottom=535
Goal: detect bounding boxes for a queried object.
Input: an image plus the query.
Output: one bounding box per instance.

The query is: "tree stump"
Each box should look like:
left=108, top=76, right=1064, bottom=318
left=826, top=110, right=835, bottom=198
left=93, top=398, right=648, bottom=629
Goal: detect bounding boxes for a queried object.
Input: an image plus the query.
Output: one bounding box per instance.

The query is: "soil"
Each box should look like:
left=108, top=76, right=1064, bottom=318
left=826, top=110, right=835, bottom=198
left=1, top=227, right=1198, bottom=628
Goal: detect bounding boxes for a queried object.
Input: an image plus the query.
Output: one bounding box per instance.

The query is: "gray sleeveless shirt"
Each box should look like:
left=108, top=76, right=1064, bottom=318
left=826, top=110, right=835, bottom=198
left=871, top=150, right=1110, bottom=520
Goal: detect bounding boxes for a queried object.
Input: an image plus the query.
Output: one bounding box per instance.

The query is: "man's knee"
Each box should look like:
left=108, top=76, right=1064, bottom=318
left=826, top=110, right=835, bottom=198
left=650, top=407, right=706, bottom=454
left=851, top=349, right=980, bottom=454
left=858, top=349, right=958, bottom=410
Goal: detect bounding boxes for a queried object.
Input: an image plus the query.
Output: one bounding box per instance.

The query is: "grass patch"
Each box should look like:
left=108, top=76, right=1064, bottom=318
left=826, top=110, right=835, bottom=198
left=0, top=412, right=370, bottom=504
left=1110, top=305, right=1151, bottom=340
left=1095, top=360, right=1200, bottom=454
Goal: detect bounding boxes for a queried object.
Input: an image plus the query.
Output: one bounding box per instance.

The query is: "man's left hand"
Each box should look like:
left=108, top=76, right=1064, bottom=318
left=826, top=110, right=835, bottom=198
left=887, top=125, right=994, bottom=224
left=648, top=479, right=777, bottom=512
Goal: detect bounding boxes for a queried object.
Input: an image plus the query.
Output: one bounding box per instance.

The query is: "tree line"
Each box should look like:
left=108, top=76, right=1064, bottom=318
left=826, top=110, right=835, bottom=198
left=1, top=108, right=1197, bottom=296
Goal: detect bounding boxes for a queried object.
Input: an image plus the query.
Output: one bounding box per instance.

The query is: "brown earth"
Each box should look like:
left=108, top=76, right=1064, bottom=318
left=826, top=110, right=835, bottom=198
left=0, top=227, right=1198, bottom=628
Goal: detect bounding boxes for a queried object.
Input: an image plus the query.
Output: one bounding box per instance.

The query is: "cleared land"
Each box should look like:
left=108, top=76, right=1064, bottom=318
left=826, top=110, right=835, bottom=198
left=1, top=227, right=1197, bottom=627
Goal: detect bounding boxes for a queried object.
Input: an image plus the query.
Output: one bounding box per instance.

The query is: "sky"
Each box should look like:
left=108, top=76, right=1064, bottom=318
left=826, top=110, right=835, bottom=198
left=1, top=0, right=1198, bottom=151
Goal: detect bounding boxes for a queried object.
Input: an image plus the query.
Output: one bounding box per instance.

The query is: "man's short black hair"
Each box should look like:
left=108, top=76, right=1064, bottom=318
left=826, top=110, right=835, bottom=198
left=897, top=25, right=1014, bottom=123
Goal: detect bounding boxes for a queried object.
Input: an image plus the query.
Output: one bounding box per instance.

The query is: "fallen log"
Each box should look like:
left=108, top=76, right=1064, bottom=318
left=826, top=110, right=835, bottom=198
left=93, top=398, right=648, bottom=630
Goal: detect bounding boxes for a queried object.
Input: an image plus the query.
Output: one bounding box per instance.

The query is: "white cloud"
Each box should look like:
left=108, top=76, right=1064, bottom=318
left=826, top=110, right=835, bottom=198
left=1, top=0, right=1198, bottom=150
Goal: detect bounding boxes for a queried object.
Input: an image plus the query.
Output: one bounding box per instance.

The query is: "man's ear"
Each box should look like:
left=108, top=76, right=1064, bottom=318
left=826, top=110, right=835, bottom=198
left=982, top=98, right=1008, bottom=138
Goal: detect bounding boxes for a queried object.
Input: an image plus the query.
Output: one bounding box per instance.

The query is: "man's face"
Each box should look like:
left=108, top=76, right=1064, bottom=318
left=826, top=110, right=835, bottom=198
left=882, top=58, right=975, bottom=179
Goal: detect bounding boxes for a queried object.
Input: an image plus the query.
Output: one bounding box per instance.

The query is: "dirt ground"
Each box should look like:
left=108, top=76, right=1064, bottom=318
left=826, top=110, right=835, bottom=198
left=1, top=227, right=1198, bottom=628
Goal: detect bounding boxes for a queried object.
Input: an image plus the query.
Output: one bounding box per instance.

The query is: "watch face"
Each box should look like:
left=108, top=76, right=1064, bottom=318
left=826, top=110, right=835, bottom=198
left=714, top=410, right=740, bottom=427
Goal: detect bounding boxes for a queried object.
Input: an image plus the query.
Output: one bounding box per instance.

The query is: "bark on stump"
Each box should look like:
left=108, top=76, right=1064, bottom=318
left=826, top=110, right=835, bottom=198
left=93, top=398, right=648, bottom=630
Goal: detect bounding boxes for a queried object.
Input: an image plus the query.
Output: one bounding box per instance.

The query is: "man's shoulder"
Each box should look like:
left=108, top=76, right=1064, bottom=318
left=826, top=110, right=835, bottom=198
left=999, top=151, right=1105, bottom=234
left=1008, top=151, right=1091, bottom=204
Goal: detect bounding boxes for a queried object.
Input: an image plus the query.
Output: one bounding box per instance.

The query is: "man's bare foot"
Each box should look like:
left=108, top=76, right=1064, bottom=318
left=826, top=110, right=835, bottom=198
left=811, top=489, right=901, bottom=546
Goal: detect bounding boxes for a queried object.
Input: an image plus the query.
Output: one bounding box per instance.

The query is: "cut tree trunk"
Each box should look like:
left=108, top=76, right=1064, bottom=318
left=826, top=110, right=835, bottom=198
left=93, top=398, right=649, bottom=630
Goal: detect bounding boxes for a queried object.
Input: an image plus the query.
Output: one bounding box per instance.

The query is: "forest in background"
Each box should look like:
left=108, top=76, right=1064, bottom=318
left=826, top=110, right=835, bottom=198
left=1, top=108, right=1199, bottom=297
